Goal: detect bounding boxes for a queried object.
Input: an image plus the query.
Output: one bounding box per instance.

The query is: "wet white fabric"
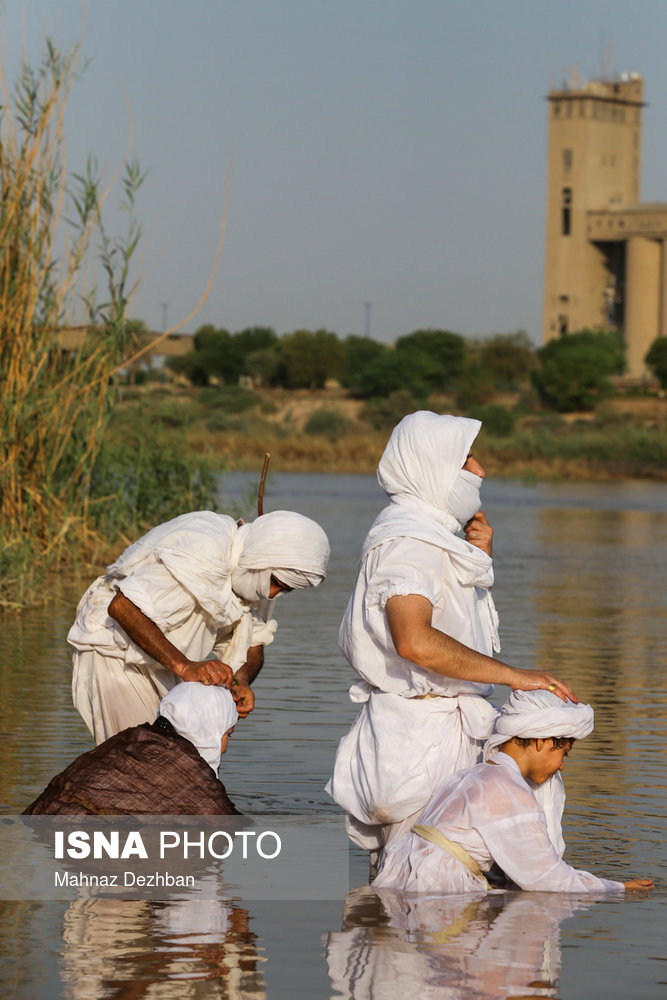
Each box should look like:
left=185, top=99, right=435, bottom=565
left=483, top=689, right=595, bottom=856
left=327, top=412, right=500, bottom=849
left=158, top=681, right=238, bottom=772
left=373, top=753, right=623, bottom=895
left=69, top=509, right=328, bottom=743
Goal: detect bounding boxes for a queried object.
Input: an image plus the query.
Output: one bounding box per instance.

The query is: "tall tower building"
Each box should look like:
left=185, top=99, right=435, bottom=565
left=543, top=72, right=667, bottom=376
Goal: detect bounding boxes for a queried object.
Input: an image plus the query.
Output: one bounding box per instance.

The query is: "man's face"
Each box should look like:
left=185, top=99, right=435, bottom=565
left=462, top=453, right=486, bottom=479
left=269, top=575, right=294, bottom=599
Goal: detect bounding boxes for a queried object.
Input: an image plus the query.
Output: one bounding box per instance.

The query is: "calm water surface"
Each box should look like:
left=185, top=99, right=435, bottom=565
left=1, top=473, right=665, bottom=998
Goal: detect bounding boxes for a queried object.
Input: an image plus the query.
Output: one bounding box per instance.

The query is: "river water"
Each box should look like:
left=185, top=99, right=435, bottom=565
left=1, top=472, right=665, bottom=998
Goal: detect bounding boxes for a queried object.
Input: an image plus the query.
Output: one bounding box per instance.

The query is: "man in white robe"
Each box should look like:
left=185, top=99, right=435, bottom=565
left=69, top=509, right=330, bottom=743
left=373, top=689, right=653, bottom=894
left=326, top=411, right=576, bottom=850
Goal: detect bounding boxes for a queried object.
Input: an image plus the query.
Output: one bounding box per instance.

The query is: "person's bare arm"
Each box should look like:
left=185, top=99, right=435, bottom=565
left=230, top=645, right=264, bottom=718
left=108, top=591, right=233, bottom=686
left=385, top=593, right=577, bottom=702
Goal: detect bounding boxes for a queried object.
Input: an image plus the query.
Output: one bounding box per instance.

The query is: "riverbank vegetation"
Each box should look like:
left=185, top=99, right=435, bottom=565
left=108, top=379, right=667, bottom=482
left=0, top=39, right=218, bottom=609
left=148, top=321, right=666, bottom=481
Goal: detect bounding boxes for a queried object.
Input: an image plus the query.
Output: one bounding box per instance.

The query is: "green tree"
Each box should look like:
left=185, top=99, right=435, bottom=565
left=395, top=328, right=466, bottom=389
left=167, top=325, right=232, bottom=385
left=235, top=326, right=277, bottom=364
left=278, top=329, right=344, bottom=388
left=531, top=329, right=625, bottom=412
left=349, top=348, right=435, bottom=399
left=340, top=335, right=388, bottom=388
left=476, top=331, right=537, bottom=388
left=645, top=336, right=667, bottom=388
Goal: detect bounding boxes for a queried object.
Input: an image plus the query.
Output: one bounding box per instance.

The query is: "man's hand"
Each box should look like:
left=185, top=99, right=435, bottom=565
left=464, top=511, right=493, bottom=557
left=231, top=679, right=255, bottom=718
left=179, top=659, right=234, bottom=687
left=508, top=667, right=578, bottom=704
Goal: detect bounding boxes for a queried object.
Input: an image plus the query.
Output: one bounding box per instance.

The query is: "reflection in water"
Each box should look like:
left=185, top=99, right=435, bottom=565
left=326, top=885, right=591, bottom=999
left=60, top=896, right=266, bottom=999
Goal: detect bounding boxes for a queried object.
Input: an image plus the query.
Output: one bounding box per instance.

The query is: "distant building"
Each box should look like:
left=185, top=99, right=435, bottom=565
left=543, top=71, right=667, bottom=377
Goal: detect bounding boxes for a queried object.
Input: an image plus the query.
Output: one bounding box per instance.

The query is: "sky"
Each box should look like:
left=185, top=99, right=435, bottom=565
left=5, top=1, right=667, bottom=344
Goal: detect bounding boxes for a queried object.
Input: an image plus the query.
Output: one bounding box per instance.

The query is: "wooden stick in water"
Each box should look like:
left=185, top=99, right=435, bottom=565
left=258, top=453, right=271, bottom=516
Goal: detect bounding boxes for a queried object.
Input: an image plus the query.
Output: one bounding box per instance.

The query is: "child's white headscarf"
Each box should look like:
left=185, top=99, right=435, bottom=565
left=158, top=682, right=239, bottom=773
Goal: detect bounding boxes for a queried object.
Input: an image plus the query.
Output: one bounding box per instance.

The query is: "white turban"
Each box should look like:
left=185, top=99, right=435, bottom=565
left=484, top=689, right=594, bottom=857
left=483, top=689, right=594, bottom=760
left=231, top=510, right=330, bottom=603
left=158, top=682, right=239, bottom=773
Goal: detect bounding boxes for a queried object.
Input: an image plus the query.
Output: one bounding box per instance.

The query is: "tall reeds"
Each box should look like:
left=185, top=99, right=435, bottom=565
left=0, top=39, right=165, bottom=607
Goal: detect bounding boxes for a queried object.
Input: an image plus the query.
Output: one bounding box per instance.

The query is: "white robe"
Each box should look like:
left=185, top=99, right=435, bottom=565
left=326, top=412, right=501, bottom=849
left=373, top=753, right=624, bottom=895
left=69, top=512, right=277, bottom=743
left=326, top=534, right=498, bottom=849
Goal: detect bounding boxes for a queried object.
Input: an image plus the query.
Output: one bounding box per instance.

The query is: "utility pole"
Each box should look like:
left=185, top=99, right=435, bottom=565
left=361, top=300, right=372, bottom=339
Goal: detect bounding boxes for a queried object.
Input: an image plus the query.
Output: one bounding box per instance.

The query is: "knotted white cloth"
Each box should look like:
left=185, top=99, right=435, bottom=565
left=158, top=681, right=239, bottom=772
left=484, top=689, right=594, bottom=856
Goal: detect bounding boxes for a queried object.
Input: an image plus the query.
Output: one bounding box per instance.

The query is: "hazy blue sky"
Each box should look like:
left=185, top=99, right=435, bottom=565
left=6, top=1, right=667, bottom=343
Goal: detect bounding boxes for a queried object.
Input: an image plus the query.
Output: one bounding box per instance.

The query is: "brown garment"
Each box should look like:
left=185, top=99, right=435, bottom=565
left=23, top=723, right=239, bottom=816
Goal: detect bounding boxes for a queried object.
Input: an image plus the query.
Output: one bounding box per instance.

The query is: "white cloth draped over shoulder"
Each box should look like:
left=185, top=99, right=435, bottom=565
left=69, top=509, right=329, bottom=743
left=326, top=412, right=501, bottom=849
left=158, top=681, right=239, bottom=773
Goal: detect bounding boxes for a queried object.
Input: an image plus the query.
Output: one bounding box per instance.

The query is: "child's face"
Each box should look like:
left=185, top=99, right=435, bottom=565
left=526, top=738, right=573, bottom=784
left=220, top=726, right=235, bottom=755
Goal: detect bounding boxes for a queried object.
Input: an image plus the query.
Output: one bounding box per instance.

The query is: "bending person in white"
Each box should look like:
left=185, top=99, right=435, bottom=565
left=326, top=411, right=576, bottom=851
left=374, top=689, right=654, bottom=894
left=69, top=509, right=330, bottom=743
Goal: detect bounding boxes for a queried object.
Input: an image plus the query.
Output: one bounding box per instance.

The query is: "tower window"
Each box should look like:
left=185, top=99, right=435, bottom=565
left=561, top=187, right=572, bottom=236
left=558, top=315, right=569, bottom=336
left=563, top=149, right=573, bottom=171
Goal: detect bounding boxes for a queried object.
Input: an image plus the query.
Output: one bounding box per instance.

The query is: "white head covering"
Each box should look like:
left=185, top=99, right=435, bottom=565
left=363, top=411, right=500, bottom=652
left=483, top=689, right=594, bottom=760
left=158, top=682, right=239, bottom=773
left=376, top=411, right=481, bottom=529
left=231, top=510, right=330, bottom=603
left=484, top=689, right=594, bottom=856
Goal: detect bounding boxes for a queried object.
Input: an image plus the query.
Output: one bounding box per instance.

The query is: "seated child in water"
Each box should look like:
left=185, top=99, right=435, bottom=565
left=374, top=689, right=653, bottom=895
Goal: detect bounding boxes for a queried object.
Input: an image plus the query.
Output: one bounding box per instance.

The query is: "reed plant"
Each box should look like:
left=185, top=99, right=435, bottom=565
left=0, top=38, right=219, bottom=608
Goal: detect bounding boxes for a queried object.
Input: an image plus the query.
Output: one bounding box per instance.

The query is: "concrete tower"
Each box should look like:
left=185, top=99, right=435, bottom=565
left=542, top=72, right=667, bottom=376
